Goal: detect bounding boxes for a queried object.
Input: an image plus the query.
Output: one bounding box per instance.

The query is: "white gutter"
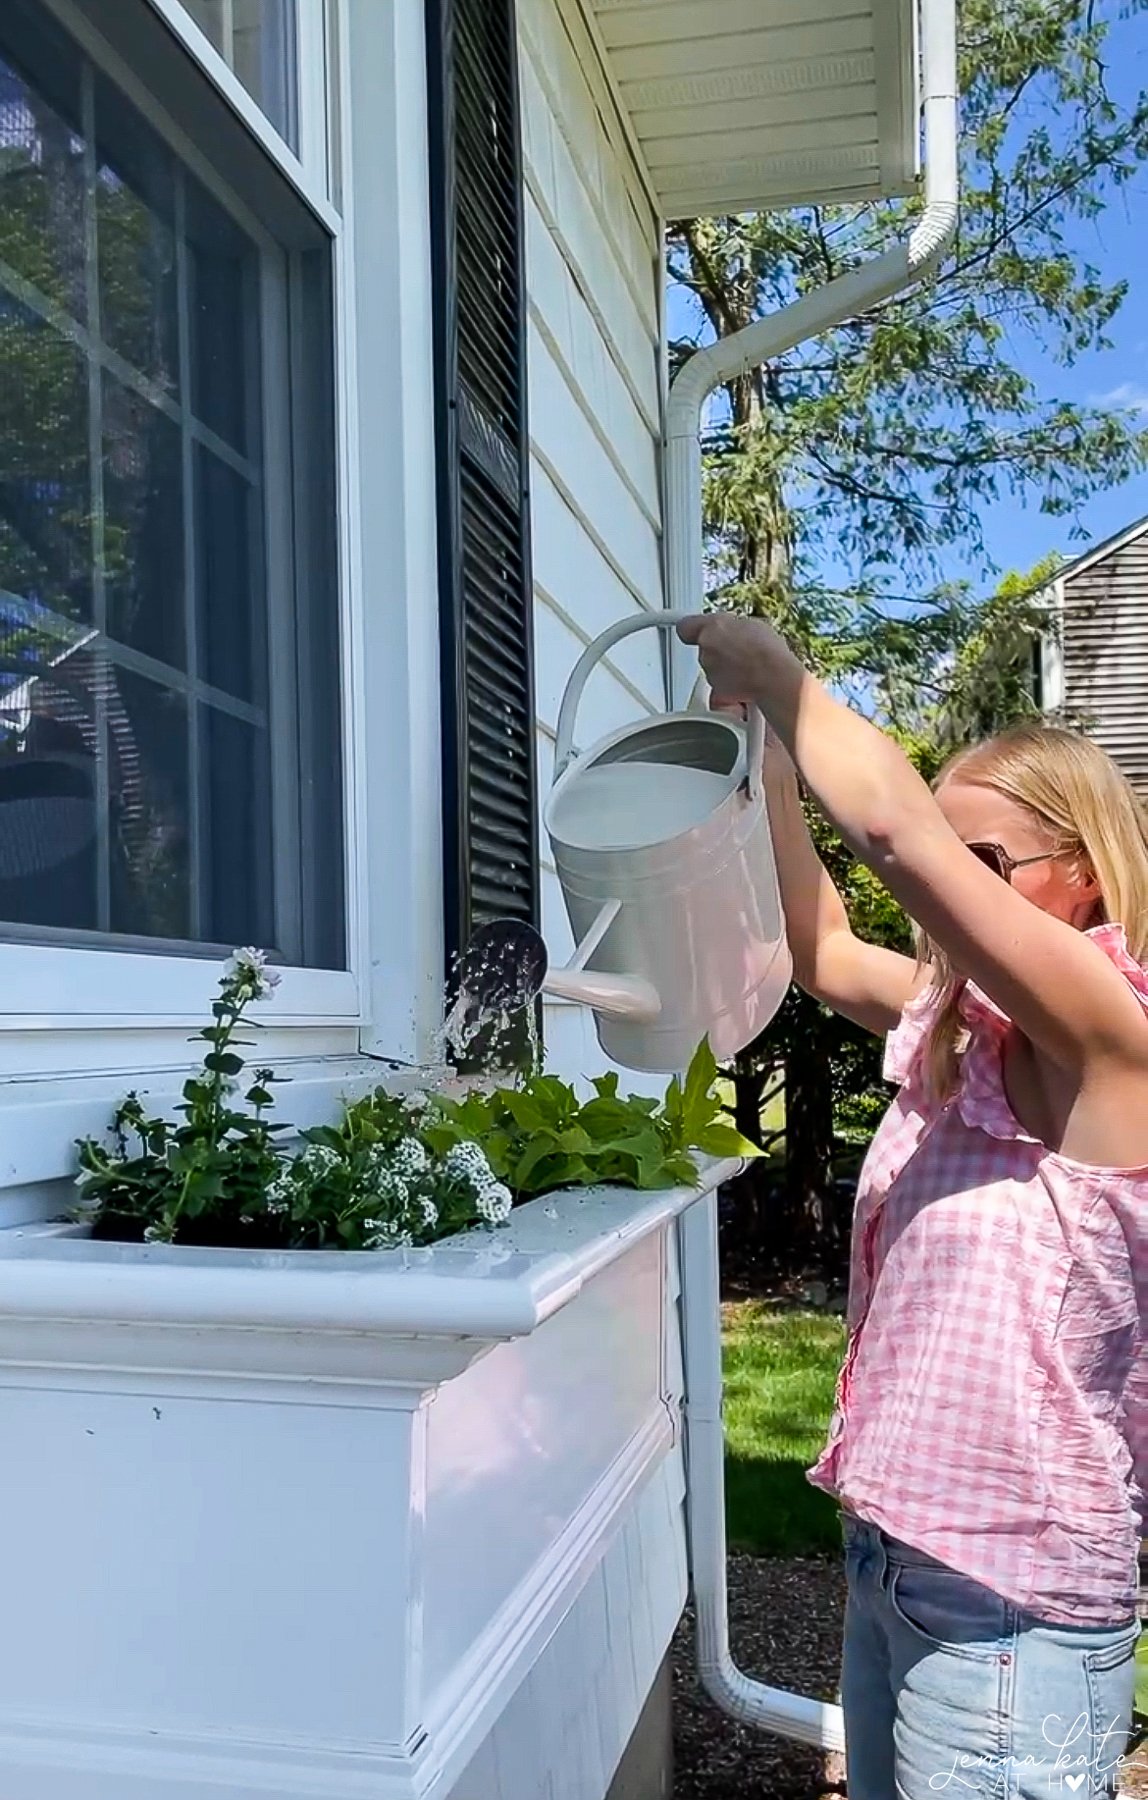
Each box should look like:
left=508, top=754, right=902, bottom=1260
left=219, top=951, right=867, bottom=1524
left=664, top=0, right=960, bottom=708
left=670, top=0, right=959, bottom=1750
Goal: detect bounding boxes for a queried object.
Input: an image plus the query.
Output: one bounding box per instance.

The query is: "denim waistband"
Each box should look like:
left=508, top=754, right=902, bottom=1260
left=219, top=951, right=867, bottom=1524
left=840, top=1508, right=952, bottom=1571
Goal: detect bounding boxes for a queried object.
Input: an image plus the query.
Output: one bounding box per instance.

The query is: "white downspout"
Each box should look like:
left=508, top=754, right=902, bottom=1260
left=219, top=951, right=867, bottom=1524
left=665, top=0, right=959, bottom=707
left=672, top=0, right=959, bottom=1751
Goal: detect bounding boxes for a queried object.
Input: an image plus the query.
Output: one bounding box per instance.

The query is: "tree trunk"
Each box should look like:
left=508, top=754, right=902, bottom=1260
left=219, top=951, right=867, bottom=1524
left=781, top=992, right=835, bottom=1264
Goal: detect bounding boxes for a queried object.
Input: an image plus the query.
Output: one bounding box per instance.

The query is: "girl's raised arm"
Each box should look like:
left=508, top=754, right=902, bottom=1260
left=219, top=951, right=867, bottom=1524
left=759, top=727, right=922, bottom=1035
left=682, top=614, right=1148, bottom=1077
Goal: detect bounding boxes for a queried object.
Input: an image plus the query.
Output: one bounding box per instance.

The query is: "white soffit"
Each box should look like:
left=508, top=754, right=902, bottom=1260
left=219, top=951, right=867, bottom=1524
left=588, top=0, right=919, bottom=217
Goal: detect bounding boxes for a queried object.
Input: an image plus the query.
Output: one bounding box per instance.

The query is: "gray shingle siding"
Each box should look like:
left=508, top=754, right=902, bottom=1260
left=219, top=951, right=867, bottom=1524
left=1055, top=522, right=1148, bottom=794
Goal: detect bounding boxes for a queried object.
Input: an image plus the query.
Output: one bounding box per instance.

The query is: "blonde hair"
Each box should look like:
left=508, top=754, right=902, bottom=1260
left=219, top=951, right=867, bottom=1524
left=916, top=722, right=1148, bottom=1100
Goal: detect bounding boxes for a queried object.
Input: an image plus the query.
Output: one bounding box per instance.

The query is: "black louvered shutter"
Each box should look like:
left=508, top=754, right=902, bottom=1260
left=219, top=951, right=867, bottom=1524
left=426, top=0, right=539, bottom=980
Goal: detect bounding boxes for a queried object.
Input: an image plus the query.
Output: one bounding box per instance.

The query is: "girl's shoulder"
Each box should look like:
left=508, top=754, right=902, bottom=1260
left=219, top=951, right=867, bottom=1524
left=886, top=923, right=1148, bottom=1092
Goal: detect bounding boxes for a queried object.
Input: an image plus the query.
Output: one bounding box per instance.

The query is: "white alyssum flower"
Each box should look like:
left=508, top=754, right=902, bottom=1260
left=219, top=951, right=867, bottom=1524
left=474, top=1182, right=512, bottom=1225
left=299, top=1144, right=340, bottom=1180
left=440, top=1140, right=496, bottom=1185
left=264, top=1169, right=296, bottom=1216
left=363, top=1220, right=414, bottom=1251
left=441, top=1140, right=512, bottom=1226
left=391, top=1137, right=430, bottom=1180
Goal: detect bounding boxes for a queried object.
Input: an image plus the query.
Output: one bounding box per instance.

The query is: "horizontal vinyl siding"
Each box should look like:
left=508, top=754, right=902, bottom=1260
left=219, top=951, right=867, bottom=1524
left=519, top=0, right=666, bottom=1089
left=1060, top=532, right=1148, bottom=792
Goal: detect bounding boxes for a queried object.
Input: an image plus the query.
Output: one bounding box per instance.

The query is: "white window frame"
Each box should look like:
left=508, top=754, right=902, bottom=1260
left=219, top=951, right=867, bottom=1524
left=0, top=0, right=446, bottom=1139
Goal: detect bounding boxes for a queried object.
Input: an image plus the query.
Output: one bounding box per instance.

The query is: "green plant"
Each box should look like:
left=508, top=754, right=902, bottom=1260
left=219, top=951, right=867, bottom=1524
left=75, top=953, right=513, bottom=1251
left=75, top=949, right=288, bottom=1245
left=421, top=1040, right=759, bottom=1198
left=76, top=961, right=758, bottom=1251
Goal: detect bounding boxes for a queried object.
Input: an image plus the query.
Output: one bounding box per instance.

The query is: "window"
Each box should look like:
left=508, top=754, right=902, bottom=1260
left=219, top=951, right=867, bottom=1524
left=177, top=0, right=298, bottom=149
left=426, top=0, right=537, bottom=977
left=0, top=0, right=344, bottom=970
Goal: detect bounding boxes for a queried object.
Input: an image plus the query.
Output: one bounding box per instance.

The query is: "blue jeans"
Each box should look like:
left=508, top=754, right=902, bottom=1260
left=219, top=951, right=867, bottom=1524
left=841, top=1514, right=1140, bottom=1798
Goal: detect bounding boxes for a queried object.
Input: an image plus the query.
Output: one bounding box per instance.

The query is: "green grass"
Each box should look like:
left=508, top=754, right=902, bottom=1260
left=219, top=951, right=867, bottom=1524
left=1136, top=1630, right=1148, bottom=1721
left=722, top=1300, right=847, bottom=1558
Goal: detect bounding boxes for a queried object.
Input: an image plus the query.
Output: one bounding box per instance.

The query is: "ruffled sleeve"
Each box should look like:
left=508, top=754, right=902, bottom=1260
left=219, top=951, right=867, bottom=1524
left=884, top=980, right=945, bottom=1087
left=1086, top=922, right=1148, bottom=1010
left=956, top=922, right=1148, bottom=1143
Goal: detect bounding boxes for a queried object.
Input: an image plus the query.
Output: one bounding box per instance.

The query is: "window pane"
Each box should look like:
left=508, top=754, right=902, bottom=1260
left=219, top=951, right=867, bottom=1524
left=0, top=18, right=86, bottom=324
left=94, top=76, right=179, bottom=395
left=103, top=375, right=185, bottom=669
left=0, top=3, right=343, bottom=970
left=0, top=298, right=92, bottom=624
left=196, top=444, right=262, bottom=703
left=109, top=666, right=190, bottom=940
left=0, top=596, right=97, bottom=928
left=186, top=175, right=252, bottom=454
left=178, top=0, right=298, bottom=150
left=201, top=702, right=272, bottom=949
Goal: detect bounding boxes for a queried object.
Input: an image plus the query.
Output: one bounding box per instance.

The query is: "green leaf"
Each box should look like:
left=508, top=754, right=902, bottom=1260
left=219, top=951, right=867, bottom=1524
left=683, top=1038, right=718, bottom=1119
left=693, top=1123, right=763, bottom=1160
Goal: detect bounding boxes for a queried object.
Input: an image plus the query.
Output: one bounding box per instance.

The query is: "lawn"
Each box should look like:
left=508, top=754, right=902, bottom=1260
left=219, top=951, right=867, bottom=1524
left=722, top=1299, right=846, bottom=1558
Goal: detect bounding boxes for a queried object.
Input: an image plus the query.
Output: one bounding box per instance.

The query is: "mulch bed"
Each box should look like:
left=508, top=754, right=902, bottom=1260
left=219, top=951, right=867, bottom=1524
left=671, top=1551, right=1148, bottom=1798
left=672, top=1552, right=846, bottom=1799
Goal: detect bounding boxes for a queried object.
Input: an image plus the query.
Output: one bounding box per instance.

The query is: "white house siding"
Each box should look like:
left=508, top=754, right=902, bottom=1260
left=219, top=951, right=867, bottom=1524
left=448, top=1448, right=687, bottom=1800
left=518, top=0, right=668, bottom=1089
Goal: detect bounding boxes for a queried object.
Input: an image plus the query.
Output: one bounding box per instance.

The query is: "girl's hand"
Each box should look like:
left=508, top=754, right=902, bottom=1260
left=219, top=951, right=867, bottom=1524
left=676, top=611, right=795, bottom=708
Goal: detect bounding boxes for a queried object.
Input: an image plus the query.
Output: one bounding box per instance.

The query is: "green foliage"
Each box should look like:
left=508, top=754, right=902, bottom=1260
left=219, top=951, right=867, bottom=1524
left=75, top=951, right=288, bottom=1247
left=421, top=1040, right=761, bottom=1199
left=74, top=953, right=510, bottom=1252
left=669, top=0, right=1148, bottom=650
left=76, top=970, right=757, bottom=1250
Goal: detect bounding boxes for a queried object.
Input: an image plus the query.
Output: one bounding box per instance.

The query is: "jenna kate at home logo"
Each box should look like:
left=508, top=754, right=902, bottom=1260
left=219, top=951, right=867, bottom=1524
left=928, top=1713, right=1129, bottom=1793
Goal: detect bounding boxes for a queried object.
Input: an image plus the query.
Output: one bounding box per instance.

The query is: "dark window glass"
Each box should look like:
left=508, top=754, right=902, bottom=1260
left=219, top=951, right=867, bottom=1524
left=0, top=0, right=343, bottom=968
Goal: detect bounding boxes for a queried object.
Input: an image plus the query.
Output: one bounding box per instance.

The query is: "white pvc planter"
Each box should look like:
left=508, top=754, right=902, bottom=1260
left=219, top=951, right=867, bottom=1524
left=0, top=1167, right=734, bottom=1800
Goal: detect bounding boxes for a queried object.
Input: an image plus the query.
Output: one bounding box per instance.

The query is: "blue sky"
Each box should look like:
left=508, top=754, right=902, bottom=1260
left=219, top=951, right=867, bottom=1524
left=668, top=10, right=1148, bottom=601
left=974, top=9, right=1148, bottom=581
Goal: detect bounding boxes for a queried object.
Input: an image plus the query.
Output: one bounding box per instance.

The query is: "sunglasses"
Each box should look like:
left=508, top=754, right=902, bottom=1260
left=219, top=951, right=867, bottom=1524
left=966, top=842, right=1061, bottom=883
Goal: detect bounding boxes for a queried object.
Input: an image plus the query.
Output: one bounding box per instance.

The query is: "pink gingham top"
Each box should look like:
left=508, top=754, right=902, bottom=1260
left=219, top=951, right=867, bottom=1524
left=807, top=922, right=1148, bottom=1625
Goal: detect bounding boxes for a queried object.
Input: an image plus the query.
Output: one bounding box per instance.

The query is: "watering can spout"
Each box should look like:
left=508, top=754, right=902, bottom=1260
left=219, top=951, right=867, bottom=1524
left=541, top=967, right=662, bottom=1023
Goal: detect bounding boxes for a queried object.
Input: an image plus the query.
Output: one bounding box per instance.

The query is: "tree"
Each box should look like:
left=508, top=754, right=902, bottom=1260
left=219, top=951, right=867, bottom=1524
left=669, top=0, right=1148, bottom=1265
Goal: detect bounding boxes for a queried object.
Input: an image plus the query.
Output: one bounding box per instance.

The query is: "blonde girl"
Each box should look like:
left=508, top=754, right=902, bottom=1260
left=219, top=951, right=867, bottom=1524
left=679, top=611, right=1148, bottom=1800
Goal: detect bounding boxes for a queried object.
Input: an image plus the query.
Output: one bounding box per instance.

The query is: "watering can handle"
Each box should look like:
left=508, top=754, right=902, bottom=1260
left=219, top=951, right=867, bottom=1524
left=553, top=610, right=765, bottom=801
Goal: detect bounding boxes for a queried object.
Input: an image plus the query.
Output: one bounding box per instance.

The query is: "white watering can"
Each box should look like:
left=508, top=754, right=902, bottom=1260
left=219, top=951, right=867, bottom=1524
left=460, top=613, right=792, bottom=1074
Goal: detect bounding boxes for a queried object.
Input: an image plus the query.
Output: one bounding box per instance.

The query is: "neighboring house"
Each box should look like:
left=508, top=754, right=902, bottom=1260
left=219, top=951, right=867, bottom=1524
left=0, top=3, right=933, bottom=1798
left=1039, top=514, right=1148, bottom=791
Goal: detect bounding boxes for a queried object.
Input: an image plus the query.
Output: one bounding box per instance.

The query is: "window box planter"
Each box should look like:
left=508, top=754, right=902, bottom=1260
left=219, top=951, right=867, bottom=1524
left=0, top=1161, right=735, bottom=1800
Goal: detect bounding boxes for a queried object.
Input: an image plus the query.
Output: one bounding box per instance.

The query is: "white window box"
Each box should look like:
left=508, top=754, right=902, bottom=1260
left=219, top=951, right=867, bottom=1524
left=0, top=1161, right=734, bottom=1800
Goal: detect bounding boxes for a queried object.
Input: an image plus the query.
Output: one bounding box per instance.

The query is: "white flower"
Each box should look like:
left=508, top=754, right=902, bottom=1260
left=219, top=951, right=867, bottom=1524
left=365, top=1221, right=414, bottom=1251
left=475, top=1182, right=513, bottom=1226
left=391, top=1137, right=430, bottom=1180
left=143, top=1223, right=171, bottom=1244
left=264, top=1170, right=295, bottom=1215
left=224, top=947, right=282, bottom=1001
left=441, top=1140, right=497, bottom=1186
left=300, top=1144, right=340, bottom=1179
